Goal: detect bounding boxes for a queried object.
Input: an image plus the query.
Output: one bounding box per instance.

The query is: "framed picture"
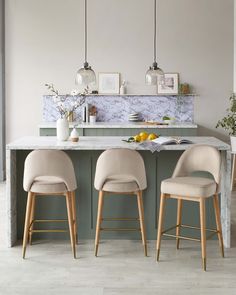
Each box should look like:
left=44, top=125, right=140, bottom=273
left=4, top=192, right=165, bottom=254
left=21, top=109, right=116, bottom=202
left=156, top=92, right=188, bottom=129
left=157, top=73, right=179, bottom=95
left=98, top=72, right=120, bottom=94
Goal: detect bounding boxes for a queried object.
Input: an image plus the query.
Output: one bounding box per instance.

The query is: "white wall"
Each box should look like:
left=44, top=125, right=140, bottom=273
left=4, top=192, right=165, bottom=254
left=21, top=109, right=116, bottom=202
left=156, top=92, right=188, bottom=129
left=5, top=0, right=234, bottom=142
left=234, top=0, right=236, bottom=92
left=0, top=0, right=5, bottom=179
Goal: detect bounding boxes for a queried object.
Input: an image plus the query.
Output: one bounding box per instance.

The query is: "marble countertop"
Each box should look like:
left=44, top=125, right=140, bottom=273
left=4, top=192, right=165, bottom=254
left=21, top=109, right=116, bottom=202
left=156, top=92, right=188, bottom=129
left=39, top=122, right=198, bottom=129
left=7, top=136, right=230, bottom=151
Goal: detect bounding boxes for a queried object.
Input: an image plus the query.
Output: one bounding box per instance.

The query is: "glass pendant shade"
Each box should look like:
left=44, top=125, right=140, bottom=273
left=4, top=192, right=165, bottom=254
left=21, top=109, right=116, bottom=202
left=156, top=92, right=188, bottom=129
left=145, top=0, right=164, bottom=85
left=145, top=62, right=164, bottom=85
left=76, top=62, right=96, bottom=88
left=76, top=0, right=96, bottom=90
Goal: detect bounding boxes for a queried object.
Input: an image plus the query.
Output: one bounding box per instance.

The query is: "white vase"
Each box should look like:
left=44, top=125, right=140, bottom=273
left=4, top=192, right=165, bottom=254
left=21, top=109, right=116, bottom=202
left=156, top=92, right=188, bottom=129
left=230, top=136, right=236, bottom=152
left=120, top=85, right=126, bottom=95
left=70, top=127, right=79, bottom=142
left=89, top=115, right=96, bottom=123
left=56, top=117, right=69, bottom=141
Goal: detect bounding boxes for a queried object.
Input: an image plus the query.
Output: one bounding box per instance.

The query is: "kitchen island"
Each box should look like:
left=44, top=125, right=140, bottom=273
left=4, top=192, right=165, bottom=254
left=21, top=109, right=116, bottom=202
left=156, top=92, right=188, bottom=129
left=6, top=136, right=231, bottom=248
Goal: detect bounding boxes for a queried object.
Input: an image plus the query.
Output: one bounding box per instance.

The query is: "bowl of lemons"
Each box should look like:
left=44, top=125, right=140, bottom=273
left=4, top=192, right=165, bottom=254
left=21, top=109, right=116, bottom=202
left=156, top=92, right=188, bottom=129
left=124, top=131, right=159, bottom=143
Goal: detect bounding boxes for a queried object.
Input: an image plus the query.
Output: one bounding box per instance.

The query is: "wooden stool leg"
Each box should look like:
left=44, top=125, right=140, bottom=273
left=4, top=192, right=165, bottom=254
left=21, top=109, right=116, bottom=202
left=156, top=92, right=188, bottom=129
left=66, top=192, right=76, bottom=259
left=213, top=194, right=224, bottom=258
left=22, top=192, right=34, bottom=258
left=95, top=190, right=104, bottom=256
left=71, top=191, right=78, bottom=245
left=137, top=190, right=147, bottom=256
left=199, top=198, right=206, bottom=271
left=176, top=199, right=183, bottom=249
left=156, top=193, right=166, bottom=261
left=29, top=194, right=36, bottom=245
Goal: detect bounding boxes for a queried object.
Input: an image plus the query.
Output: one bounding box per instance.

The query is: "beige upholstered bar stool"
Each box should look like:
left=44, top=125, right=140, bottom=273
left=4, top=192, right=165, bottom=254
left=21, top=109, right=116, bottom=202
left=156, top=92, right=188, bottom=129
left=156, top=145, right=224, bottom=271
left=94, top=148, right=147, bottom=256
left=22, top=150, right=78, bottom=258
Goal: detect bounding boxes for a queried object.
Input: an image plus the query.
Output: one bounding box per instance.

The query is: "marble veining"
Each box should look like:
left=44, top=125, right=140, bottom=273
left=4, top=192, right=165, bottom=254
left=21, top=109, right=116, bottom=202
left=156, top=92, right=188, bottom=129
left=6, top=136, right=230, bottom=151
left=43, top=95, right=194, bottom=122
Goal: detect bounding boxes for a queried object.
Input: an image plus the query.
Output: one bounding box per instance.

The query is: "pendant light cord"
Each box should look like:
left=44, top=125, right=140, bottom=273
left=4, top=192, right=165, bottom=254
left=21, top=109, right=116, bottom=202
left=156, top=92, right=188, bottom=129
left=85, top=0, right=87, bottom=63
left=154, top=0, right=157, bottom=63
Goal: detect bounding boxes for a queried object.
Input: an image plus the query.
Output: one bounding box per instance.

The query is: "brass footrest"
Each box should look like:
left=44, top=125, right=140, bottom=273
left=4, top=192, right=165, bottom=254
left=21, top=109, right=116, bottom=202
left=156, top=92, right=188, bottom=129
left=100, top=228, right=141, bottom=231
left=161, top=224, right=219, bottom=242
left=30, top=229, right=68, bottom=233
left=102, top=217, right=139, bottom=221
left=29, top=219, right=69, bottom=233
left=100, top=217, right=141, bottom=232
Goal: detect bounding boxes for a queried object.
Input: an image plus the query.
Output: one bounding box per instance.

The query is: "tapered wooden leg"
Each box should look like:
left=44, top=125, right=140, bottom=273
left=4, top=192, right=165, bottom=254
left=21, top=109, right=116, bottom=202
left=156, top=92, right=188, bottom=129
left=176, top=199, right=183, bottom=249
left=71, top=191, right=78, bottom=244
left=66, top=192, right=76, bottom=258
left=95, top=190, right=104, bottom=256
left=213, top=194, right=224, bottom=258
left=199, top=198, right=206, bottom=271
left=156, top=193, right=166, bottom=261
left=137, top=190, right=147, bottom=256
left=22, top=192, right=34, bottom=258
left=29, top=193, right=36, bottom=245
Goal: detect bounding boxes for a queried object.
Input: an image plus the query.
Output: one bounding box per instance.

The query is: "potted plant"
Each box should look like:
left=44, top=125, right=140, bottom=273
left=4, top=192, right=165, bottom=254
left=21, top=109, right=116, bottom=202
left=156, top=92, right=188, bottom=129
left=216, top=93, right=236, bottom=151
left=89, top=105, right=97, bottom=123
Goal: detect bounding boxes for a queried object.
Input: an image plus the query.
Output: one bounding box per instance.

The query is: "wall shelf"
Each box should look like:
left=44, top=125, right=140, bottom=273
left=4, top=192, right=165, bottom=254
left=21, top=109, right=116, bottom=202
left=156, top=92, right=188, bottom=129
left=45, top=94, right=198, bottom=97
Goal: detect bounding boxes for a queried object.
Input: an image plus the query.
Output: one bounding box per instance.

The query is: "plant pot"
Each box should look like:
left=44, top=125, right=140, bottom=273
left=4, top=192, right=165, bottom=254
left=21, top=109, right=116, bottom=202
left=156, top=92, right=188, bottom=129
left=230, top=136, right=236, bottom=152
left=89, top=115, right=96, bottom=123
left=56, top=117, right=69, bottom=141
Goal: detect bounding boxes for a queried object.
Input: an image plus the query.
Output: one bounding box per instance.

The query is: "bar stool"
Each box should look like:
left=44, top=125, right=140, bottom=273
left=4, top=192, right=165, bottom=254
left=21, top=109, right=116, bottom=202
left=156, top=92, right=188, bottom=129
left=94, top=148, right=147, bottom=256
left=22, top=150, right=78, bottom=258
left=156, top=145, right=224, bottom=271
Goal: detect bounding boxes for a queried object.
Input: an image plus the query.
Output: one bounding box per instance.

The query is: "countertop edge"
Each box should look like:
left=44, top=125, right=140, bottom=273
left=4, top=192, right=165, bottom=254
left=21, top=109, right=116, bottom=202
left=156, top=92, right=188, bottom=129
left=6, top=136, right=230, bottom=151
left=38, top=122, right=198, bottom=129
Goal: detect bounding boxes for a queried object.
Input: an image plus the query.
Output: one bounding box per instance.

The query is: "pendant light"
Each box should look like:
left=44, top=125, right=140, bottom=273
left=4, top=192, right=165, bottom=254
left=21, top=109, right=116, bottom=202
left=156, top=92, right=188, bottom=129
left=76, top=0, right=96, bottom=89
left=145, top=0, right=164, bottom=85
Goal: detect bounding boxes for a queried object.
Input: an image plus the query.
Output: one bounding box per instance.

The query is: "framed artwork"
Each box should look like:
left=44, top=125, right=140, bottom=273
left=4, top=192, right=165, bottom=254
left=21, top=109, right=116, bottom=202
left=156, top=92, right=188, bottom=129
left=98, top=72, right=120, bottom=94
left=157, top=73, right=179, bottom=95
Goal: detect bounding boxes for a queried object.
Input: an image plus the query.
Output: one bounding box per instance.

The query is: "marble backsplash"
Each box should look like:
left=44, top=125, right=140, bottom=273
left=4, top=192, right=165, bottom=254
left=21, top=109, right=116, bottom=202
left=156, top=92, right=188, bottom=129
left=43, top=95, right=194, bottom=122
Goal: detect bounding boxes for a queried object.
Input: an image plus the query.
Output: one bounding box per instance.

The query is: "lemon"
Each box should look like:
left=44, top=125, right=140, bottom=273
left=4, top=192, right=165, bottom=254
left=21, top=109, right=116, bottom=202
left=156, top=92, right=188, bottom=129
left=133, top=135, right=141, bottom=142
left=139, top=132, right=148, bottom=141
left=148, top=133, right=158, bottom=140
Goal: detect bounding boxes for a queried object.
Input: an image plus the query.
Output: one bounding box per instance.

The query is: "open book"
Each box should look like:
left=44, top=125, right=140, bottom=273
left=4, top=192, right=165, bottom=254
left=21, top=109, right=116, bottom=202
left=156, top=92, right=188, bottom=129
left=152, top=136, right=193, bottom=145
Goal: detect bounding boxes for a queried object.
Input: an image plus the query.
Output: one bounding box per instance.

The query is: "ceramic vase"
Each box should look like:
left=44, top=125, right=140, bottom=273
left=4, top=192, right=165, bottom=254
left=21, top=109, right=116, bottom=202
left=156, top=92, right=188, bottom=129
left=89, top=115, right=96, bottom=123
left=56, top=117, right=69, bottom=141
left=70, top=127, right=79, bottom=142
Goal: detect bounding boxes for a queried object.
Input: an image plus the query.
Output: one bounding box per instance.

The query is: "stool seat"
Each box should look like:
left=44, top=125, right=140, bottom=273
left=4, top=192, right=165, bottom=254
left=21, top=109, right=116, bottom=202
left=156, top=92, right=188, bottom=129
left=103, top=175, right=139, bottom=192
left=161, top=177, right=216, bottom=198
left=30, top=176, right=67, bottom=194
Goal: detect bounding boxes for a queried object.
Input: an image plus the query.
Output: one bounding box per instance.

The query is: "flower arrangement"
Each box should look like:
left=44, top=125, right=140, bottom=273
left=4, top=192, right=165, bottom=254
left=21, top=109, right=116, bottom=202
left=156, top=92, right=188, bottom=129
left=45, top=83, right=87, bottom=119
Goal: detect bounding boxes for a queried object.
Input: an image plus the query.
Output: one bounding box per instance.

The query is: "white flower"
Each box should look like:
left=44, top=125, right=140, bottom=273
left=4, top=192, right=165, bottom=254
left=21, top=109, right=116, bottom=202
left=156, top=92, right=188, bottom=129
left=71, top=89, right=79, bottom=96
left=57, top=102, right=64, bottom=108
left=53, top=95, right=60, bottom=103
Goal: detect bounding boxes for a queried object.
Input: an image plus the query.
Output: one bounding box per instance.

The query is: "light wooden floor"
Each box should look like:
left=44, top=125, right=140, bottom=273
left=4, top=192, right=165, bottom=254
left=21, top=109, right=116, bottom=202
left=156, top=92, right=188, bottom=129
left=0, top=183, right=236, bottom=295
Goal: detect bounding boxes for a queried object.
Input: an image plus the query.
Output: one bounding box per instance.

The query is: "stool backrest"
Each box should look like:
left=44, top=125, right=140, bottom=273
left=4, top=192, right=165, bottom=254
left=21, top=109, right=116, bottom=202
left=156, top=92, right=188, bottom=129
left=23, top=150, right=77, bottom=192
left=172, top=144, right=221, bottom=184
left=94, top=148, right=147, bottom=190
